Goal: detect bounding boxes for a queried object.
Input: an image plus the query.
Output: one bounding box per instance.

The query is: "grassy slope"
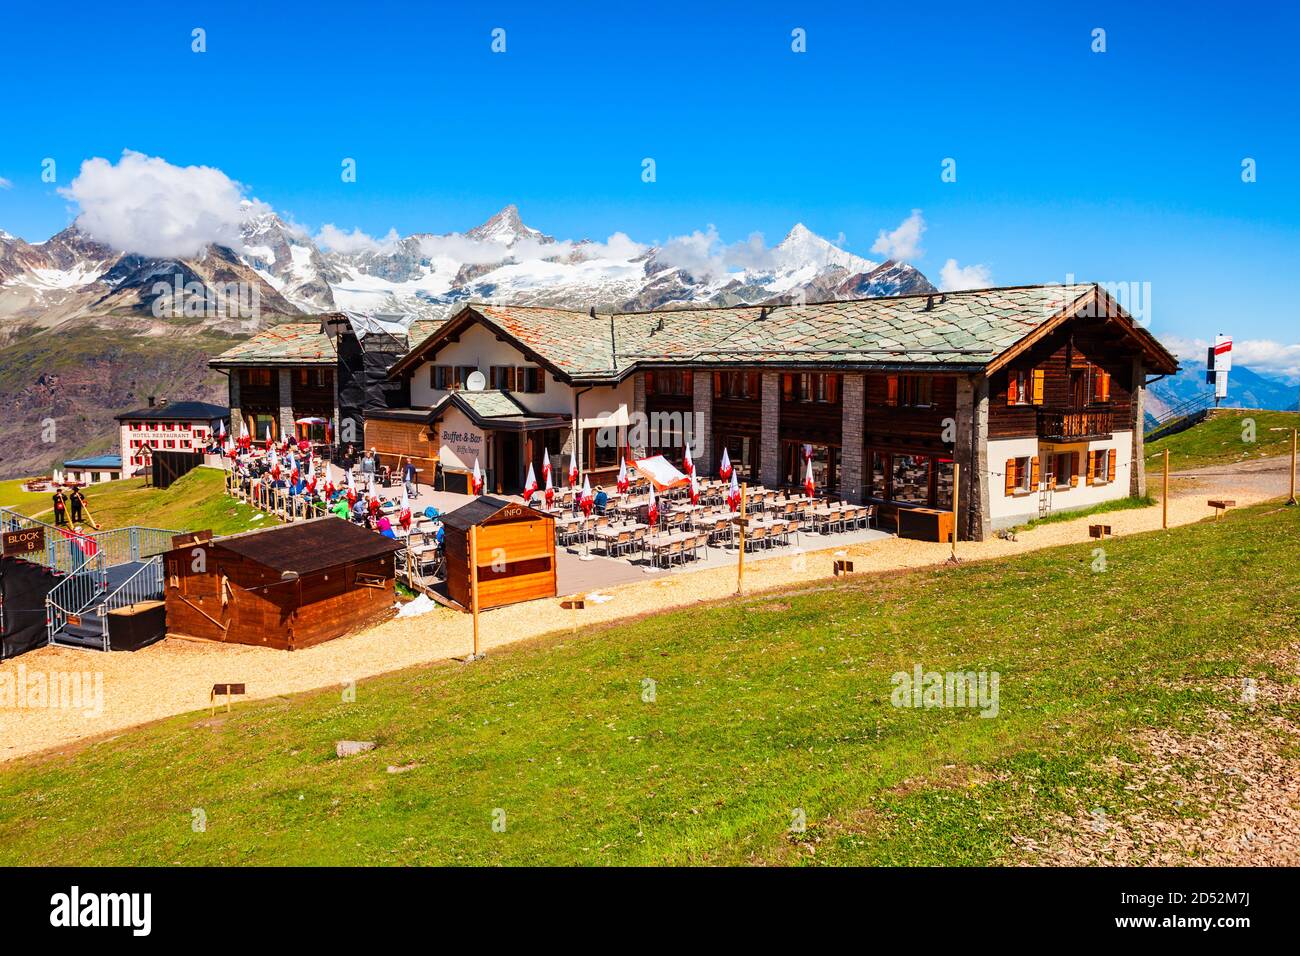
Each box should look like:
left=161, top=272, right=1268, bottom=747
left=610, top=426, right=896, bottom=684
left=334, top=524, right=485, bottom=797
left=9, top=468, right=272, bottom=536
left=0, top=478, right=46, bottom=511
left=1148, top=409, right=1300, bottom=473
left=1, top=503, right=1295, bottom=866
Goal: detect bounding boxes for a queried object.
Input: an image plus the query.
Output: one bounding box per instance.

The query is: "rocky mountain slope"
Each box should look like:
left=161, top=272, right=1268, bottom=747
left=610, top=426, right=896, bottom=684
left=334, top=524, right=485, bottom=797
left=0, top=206, right=935, bottom=478
left=0, top=206, right=935, bottom=331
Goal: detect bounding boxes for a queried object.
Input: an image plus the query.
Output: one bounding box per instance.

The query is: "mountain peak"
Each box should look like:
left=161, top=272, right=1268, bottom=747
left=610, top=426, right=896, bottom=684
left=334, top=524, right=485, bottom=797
left=466, top=204, right=550, bottom=245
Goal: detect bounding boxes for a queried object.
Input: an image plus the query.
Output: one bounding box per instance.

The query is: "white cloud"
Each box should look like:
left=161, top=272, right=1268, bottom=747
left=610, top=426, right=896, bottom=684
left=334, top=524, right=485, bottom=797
left=316, top=223, right=401, bottom=255
left=59, top=150, right=269, bottom=258
left=654, top=226, right=781, bottom=280
left=0, top=176, right=12, bottom=190
left=871, top=209, right=925, bottom=262
left=939, top=258, right=992, bottom=291
left=1158, top=334, right=1300, bottom=381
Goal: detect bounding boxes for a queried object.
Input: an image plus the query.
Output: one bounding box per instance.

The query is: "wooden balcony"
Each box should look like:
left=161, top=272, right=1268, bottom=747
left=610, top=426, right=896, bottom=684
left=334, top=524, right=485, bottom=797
left=1037, top=408, right=1113, bottom=441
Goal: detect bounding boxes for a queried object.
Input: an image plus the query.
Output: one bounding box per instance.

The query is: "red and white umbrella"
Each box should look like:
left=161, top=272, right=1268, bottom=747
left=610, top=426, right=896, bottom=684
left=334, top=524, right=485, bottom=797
left=472, top=457, right=484, bottom=495
left=683, top=440, right=694, bottom=476
left=689, top=470, right=700, bottom=505
left=646, top=483, right=659, bottom=526
left=523, top=462, right=539, bottom=502
left=305, top=457, right=317, bottom=494
left=719, top=447, right=732, bottom=481
left=346, top=469, right=357, bottom=506
left=803, top=458, right=816, bottom=499
left=616, top=457, right=629, bottom=494
left=727, top=471, right=742, bottom=512
left=568, top=458, right=579, bottom=488
left=543, top=469, right=555, bottom=510
left=542, top=448, right=551, bottom=484
left=579, top=476, right=594, bottom=516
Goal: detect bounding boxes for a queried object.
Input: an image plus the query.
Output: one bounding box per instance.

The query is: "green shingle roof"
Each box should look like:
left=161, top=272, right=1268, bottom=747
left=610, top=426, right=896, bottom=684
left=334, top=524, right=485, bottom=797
left=209, top=322, right=334, bottom=366
left=467, top=284, right=1101, bottom=380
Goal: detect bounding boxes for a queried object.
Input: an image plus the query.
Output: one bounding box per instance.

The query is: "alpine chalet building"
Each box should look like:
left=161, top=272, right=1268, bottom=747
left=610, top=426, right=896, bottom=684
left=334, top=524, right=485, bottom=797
left=371, top=283, right=1178, bottom=539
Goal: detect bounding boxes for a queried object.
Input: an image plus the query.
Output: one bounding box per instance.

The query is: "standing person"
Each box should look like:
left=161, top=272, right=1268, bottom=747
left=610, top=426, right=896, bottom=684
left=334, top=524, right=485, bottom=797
left=343, top=443, right=357, bottom=471
left=402, top=457, right=417, bottom=498
left=52, top=489, right=68, bottom=527
left=433, top=456, right=443, bottom=492
left=360, top=448, right=377, bottom=491
left=69, top=487, right=86, bottom=524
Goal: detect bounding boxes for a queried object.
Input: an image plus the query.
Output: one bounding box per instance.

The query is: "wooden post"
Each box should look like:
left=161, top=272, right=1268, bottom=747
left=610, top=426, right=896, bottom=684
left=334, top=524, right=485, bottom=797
left=950, top=462, right=960, bottom=559
left=1290, top=428, right=1298, bottom=506
left=736, top=482, right=747, bottom=595
left=1163, top=448, right=1169, bottom=529
left=1266, top=427, right=1296, bottom=506
left=469, top=523, right=481, bottom=659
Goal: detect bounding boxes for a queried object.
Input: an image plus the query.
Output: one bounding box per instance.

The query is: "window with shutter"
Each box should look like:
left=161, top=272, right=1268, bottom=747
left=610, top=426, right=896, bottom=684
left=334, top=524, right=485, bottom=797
left=886, top=375, right=899, bottom=407
left=1107, top=448, right=1117, bottom=482
left=713, top=372, right=722, bottom=399
left=1087, top=451, right=1097, bottom=482
left=782, top=374, right=794, bottom=401
left=1030, top=456, right=1040, bottom=488
left=1005, top=459, right=1017, bottom=496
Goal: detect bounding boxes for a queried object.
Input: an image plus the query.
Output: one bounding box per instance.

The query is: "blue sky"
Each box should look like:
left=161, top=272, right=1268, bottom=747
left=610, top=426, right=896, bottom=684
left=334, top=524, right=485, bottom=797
left=1, top=1, right=1297, bottom=367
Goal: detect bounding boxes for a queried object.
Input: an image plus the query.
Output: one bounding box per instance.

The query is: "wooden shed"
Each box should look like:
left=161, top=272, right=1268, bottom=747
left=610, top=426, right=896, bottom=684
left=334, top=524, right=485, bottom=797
left=163, top=518, right=404, bottom=650
left=441, top=497, right=556, bottom=611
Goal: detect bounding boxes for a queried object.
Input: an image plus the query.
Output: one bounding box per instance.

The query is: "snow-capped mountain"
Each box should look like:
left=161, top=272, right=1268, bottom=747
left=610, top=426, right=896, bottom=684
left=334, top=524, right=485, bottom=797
left=0, top=205, right=935, bottom=331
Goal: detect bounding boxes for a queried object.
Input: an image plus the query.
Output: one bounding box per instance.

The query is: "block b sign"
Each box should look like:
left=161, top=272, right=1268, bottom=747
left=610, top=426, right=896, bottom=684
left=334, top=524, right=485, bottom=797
left=1206, top=333, right=1232, bottom=401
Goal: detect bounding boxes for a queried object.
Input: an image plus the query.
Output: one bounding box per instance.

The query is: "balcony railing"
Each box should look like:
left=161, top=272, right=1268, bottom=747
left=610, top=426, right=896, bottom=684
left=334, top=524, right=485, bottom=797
left=1037, top=408, right=1113, bottom=441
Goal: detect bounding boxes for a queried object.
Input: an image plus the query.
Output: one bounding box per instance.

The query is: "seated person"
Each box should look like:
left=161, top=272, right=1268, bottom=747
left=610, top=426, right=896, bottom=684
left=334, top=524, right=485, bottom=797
left=593, top=485, right=609, bottom=515
left=376, top=516, right=398, bottom=539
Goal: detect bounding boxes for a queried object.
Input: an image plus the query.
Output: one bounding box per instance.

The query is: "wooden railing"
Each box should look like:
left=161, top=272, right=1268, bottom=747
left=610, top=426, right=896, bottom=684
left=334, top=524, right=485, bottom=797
left=1037, top=408, right=1113, bottom=440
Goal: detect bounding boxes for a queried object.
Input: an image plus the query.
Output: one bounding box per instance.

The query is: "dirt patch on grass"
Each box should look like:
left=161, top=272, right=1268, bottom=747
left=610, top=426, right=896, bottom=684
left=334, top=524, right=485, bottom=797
left=1016, top=649, right=1300, bottom=866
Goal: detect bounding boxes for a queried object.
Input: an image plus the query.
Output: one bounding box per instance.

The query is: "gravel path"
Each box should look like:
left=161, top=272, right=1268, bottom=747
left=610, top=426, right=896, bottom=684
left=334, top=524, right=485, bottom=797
left=2, top=456, right=1293, bottom=764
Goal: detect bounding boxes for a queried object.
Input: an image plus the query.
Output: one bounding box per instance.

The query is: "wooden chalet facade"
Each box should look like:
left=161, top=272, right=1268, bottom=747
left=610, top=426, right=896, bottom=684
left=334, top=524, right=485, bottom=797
left=371, top=285, right=1176, bottom=539
left=163, top=519, right=404, bottom=650
left=208, top=315, right=440, bottom=447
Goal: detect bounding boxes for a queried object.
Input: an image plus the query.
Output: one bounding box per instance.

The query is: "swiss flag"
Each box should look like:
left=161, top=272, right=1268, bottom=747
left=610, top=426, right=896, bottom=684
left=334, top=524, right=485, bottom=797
left=61, top=528, right=98, bottom=557
left=616, top=457, right=630, bottom=494
left=719, top=447, right=732, bottom=481
left=683, top=441, right=694, bottom=476
left=803, top=458, right=816, bottom=499
left=646, top=483, right=658, bottom=527
left=727, top=471, right=742, bottom=512
left=398, top=486, right=412, bottom=531
left=472, top=457, right=484, bottom=496
left=523, top=462, right=539, bottom=502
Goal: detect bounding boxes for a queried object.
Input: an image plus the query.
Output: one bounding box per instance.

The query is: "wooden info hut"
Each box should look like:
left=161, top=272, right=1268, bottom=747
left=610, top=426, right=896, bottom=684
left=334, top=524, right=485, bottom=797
left=441, top=497, right=556, bottom=611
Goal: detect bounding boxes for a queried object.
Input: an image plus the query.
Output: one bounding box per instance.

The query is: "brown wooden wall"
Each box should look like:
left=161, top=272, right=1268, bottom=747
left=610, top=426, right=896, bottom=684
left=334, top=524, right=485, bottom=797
left=988, top=319, right=1140, bottom=438
left=863, top=374, right=958, bottom=453
left=163, top=544, right=397, bottom=650
left=366, top=417, right=439, bottom=472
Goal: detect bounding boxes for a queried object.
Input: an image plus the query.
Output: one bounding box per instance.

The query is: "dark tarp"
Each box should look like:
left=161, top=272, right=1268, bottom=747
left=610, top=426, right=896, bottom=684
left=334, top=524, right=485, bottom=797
left=337, top=329, right=411, bottom=443
left=1, top=557, right=58, bottom=659
left=151, top=449, right=204, bottom=489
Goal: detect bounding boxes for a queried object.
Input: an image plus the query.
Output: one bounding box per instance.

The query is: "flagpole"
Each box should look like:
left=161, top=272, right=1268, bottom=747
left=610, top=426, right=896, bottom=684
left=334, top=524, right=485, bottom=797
left=737, top=482, right=747, bottom=594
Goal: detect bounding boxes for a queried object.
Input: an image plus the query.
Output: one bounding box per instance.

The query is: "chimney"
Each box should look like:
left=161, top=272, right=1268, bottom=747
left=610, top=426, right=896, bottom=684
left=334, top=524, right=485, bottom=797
left=925, top=295, right=934, bottom=311
left=147, top=396, right=156, bottom=407
left=589, top=306, right=597, bottom=318
left=758, top=307, right=767, bottom=321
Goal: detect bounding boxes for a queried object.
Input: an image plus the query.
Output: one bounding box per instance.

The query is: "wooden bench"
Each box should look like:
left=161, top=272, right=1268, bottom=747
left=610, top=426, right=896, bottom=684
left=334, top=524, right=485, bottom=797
left=896, top=506, right=955, bottom=543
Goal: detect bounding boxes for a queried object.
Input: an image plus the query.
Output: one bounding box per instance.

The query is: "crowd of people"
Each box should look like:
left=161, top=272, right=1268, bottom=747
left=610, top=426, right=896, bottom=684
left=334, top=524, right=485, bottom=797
left=228, top=437, right=443, bottom=547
